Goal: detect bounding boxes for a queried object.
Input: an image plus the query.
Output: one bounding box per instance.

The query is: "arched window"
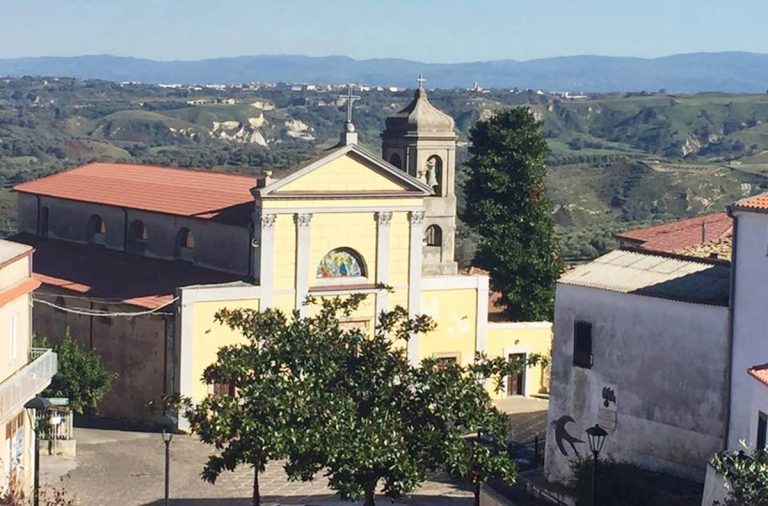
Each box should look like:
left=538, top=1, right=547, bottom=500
left=176, top=228, right=195, bottom=261
left=316, top=248, right=366, bottom=279
left=426, top=155, right=443, bottom=195
left=88, top=215, right=106, bottom=245
left=128, top=219, right=148, bottom=252
left=129, top=220, right=147, bottom=242
left=425, top=225, right=442, bottom=247
left=389, top=153, right=403, bottom=170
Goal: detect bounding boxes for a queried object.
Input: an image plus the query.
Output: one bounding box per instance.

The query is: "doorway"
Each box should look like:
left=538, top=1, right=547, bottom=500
left=507, top=352, right=527, bottom=396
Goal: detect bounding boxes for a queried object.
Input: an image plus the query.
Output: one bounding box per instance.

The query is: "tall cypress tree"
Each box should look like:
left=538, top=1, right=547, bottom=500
left=463, top=107, right=562, bottom=321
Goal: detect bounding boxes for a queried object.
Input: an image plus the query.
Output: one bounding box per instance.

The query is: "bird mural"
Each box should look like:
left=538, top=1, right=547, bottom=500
left=551, top=415, right=584, bottom=457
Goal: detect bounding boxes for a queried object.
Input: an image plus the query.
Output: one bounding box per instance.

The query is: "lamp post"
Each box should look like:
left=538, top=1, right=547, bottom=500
left=159, top=414, right=175, bottom=506
left=585, top=424, right=608, bottom=506
left=24, top=396, right=51, bottom=506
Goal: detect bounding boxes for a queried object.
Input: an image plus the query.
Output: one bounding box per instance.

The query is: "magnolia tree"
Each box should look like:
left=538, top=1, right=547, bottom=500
left=711, top=446, right=768, bottom=505
left=185, top=295, right=542, bottom=506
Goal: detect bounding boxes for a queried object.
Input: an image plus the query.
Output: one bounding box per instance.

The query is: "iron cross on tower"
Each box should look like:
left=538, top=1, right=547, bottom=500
left=340, top=84, right=361, bottom=123
left=417, top=74, right=426, bottom=88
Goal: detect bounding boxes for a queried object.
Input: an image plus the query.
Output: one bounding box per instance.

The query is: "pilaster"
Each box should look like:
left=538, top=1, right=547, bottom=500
left=259, top=212, right=276, bottom=308
left=407, top=210, right=425, bottom=365
left=375, top=211, right=393, bottom=318
left=294, top=213, right=313, bottom=316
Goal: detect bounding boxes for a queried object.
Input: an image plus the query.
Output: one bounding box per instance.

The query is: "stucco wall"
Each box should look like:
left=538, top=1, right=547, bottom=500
left=32, top=290, right=171, bottom=422
left=545, top=283, right=729, bottom=484
left=19, top=194, right=251, bottom=275
left=729, top=210, right=768, bottom=448
left=420, top=287, right=478, bottom=365
left=486, top=322, right=552, bottom=398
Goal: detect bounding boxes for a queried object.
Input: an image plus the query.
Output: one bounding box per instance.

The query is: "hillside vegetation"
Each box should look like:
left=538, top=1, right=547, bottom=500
left=1, top=77, right=766, bottom=261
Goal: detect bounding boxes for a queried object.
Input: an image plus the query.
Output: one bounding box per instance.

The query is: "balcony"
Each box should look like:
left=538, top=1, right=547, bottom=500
left=0, top=348, right=58, bottom=421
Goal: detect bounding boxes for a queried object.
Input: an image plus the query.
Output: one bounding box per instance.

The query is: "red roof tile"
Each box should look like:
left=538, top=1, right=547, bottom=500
left=14, top=162, right=257, bottom=225
left=614, top=213, right=732, bottom=254
left=11, top=233, right=242, bottom=309
left=733, top=192, right=768, bottom=212
left=748, top=363, right=768, bottom=388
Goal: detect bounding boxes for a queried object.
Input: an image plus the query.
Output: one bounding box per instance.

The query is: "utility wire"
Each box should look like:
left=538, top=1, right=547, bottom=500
left=32, top=296, right=177, bottom=318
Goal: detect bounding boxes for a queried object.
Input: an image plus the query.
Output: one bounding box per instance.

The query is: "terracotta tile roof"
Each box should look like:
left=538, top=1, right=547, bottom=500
left=748, top=363, right=768, bottom=388
left=11, top=233, right=242, bottom=309
left=14, top=162, right=258, bottom=225
left=614, top=213, right=732, bottom=254
left=676, top=237, right=732, bottom=261
left=733, top=192, right=768, bottom=212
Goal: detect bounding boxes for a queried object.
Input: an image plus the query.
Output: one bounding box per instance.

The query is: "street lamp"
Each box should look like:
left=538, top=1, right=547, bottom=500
left=585, top=424, right=608, bottom=506
left=158, top=414, right=176, bottom=506
left=24, top=396, right=51, bottom=506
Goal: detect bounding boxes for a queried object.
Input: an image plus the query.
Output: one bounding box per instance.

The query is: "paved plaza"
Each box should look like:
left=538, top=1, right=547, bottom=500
left=41, top=428, right=474, bottom=506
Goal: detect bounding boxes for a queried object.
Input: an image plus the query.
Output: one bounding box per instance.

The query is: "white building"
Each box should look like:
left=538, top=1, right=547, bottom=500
left=701, top=196, right=768, bottom=504
left=544, top=249, right=731, bottom=484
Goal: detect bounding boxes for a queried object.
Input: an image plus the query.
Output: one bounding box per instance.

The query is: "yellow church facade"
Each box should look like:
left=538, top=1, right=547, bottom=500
left=177, top=87, right=552, bottom=415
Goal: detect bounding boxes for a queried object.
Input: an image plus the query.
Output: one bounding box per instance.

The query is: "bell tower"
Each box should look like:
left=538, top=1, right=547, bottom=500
left=382, top=75, right=458, bottom=275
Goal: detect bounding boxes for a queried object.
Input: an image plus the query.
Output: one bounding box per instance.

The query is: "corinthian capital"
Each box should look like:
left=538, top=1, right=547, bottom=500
left=408, top=210, right=425, bottom=225
left=376, top=211, right=393, bottom=226
left=294, top=213, right=313, bottom=228
left=260, top=213, right=277, bottom=228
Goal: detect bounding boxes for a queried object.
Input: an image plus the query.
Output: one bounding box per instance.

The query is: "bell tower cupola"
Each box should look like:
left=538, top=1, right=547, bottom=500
left=382, top=75, right=458, bottom=275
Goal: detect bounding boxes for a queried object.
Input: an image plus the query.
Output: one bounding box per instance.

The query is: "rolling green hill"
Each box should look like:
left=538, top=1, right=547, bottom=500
left=2, top=77, right=768, bottom=263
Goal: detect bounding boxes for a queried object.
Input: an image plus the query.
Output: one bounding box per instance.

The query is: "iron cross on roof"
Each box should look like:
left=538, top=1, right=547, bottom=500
left=417, top=74, right=426, bottom=88
left=339, top=84, right=361, bottom=123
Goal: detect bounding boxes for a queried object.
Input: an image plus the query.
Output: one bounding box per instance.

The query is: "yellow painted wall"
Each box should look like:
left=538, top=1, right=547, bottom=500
left=309, top=212, right=377, bottom=287
left=0, top=295, right=31, bottom=382
left=276, top=154, right=407, bottom=193
left=388, top=213, right=410, bottom=289
left=260, top=197, right=423, bottom=210
left=420, top=288, right=478, bottom=366
left=486, top=323, right=552, bottom=398
left=0, top=258, right=29, bottom=291
left=190, top=298, right=260, bottom=401
left=273, top=214, right=296, bottom=292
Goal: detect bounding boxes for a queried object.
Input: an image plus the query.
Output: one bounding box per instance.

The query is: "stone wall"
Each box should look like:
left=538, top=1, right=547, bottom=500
left=33, top=288, right=174, bottom=422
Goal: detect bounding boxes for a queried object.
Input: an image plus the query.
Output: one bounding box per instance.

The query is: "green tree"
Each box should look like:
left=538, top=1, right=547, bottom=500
left=37, top=329, right=116, bottom=415
left=183, top=308, right=301, bottom=506
left=190, top=295, right=540, bottom=506
left=463, top=107, right=563, bottom=320
left=711, top=446, right=768, bottom=505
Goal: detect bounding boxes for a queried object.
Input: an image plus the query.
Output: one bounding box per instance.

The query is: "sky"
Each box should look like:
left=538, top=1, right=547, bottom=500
left=2, top=0, right=767, bottom=63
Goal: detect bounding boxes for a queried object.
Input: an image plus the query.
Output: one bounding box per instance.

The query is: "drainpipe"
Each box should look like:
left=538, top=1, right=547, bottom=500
left=723, top=209, right=738, bottom=451
left=35, top=195, right=41, bottom=235
left=122, top=208, right=128, bottom=252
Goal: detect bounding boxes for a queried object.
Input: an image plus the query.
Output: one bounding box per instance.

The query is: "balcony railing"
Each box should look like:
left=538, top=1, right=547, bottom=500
left=0, top=348, right=58, bottom=421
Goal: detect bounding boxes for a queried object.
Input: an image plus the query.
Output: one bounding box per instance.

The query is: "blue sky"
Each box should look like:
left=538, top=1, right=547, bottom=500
left=2, top=0, right=766, bottom=62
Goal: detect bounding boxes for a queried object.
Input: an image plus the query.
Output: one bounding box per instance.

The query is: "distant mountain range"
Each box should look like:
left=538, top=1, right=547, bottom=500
left=2, top=52, right=768, bottom=92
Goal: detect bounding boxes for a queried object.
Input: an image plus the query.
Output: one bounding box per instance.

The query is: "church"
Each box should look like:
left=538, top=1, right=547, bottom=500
left=12, top=80, right=552, bottom=424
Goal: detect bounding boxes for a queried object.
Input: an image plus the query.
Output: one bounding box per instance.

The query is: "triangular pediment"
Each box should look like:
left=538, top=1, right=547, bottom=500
left=259, top=144, right=431, bottom=198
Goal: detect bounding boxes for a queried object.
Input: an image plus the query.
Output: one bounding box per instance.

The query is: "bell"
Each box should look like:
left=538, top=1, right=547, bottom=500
left=427, top=168, right=439, bottom=191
